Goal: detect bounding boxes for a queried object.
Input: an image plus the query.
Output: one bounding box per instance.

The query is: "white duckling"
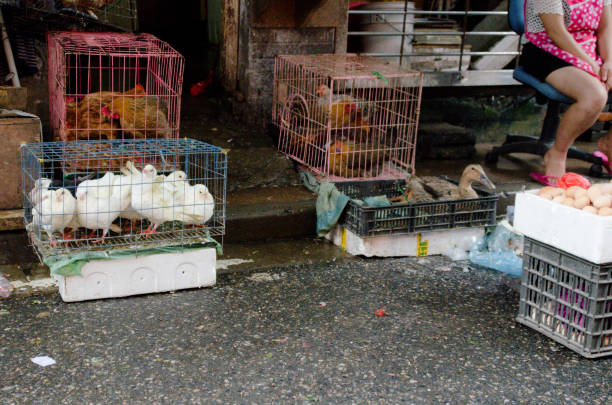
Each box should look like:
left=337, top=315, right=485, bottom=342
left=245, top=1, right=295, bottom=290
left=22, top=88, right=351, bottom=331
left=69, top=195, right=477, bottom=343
left=181, top=184, right=214, bottom=227
left=131, top=164, right=180, bottom=235
left=78, top=171, right=115, bottom=200
left=161, top=170, right=189, bottom=204
left=76, top=171, right=130, bottom=243
left=117, top=161, right=144, bottom=227
left=29, top=178, right=52, bottom=207
left=31, top=188, right=76, bottom=248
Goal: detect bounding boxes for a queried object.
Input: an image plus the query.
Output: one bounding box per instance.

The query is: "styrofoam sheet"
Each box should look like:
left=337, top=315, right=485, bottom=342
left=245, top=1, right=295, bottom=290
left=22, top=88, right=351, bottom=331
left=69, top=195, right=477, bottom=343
left=514, top=191, right=612, bottom=263
left=55, top=248, right=216, bottom=302
left=325, top=225, right=485, bottom=257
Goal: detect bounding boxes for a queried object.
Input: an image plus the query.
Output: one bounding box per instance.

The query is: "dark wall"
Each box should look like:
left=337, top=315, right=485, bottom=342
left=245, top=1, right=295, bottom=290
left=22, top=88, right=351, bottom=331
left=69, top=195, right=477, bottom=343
left=136, top=0, right=206, bottom=56
left=136, top=0, right=212, bottom=81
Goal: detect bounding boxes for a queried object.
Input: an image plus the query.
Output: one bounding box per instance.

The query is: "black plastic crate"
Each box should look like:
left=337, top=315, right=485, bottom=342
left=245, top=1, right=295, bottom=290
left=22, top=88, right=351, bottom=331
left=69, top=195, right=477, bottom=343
left=517, top=238, right=612, bottom=358
left=335, top=179, right=498, bottom=237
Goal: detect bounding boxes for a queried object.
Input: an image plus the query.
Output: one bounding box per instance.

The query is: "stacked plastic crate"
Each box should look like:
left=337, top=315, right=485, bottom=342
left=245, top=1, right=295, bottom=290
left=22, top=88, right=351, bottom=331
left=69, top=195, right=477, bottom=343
left=20, top=32, right=226, bottom=301
left=273, top=54, right=497, bottom=256
left=514, top=192, right=612, bottom=358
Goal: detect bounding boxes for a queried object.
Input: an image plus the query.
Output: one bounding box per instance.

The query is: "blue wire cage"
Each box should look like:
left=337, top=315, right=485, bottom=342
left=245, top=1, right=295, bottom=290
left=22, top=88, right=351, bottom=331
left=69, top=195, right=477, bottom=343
left=20, top=138, right=227, bottom=261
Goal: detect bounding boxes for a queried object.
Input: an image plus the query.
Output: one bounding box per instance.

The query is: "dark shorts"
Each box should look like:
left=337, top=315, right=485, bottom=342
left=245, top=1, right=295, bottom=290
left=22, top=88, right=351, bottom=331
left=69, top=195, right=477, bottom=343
left=519, top=42, right=573, bottom=82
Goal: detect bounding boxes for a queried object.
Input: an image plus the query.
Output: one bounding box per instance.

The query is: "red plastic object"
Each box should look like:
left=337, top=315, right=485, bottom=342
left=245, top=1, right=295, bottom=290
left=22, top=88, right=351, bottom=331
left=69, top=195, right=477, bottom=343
left=375, top=308, right=386, bottom=317
left=190, top=70, right=214, bottom=97
left=349, top=1, right=369, bottom=9
left=558, top=172, right=591, bottom=189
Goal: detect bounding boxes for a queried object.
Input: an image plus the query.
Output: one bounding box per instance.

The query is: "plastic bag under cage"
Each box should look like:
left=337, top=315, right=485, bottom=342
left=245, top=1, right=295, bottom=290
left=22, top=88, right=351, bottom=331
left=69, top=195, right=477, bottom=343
left=20, top=138, right=227, bottom=261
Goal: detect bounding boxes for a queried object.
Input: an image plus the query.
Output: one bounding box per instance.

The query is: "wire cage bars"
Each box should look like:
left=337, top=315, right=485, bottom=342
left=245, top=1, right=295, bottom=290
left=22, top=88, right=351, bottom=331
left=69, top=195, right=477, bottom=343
left=21, top=138, right=227, bottom=261
left=1, top=1, right=138, bottom=31
left=273, top=54, right=423, bottom=181
left=48, top=31, right=184, bottom=142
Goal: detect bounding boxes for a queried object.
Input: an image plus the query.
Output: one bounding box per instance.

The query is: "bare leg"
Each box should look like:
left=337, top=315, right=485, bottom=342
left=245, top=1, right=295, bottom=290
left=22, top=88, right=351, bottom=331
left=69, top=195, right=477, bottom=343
left=48, top=234, right=58, bottom=248
left=92, top=230, right=108, bottom=244
left=138, top=223, right=153, bottom=234
left=597, top=129, right=612, bottom=160
left=544, top=66, right=608, bottom=178
left=139, top=223, right=158, bottom=237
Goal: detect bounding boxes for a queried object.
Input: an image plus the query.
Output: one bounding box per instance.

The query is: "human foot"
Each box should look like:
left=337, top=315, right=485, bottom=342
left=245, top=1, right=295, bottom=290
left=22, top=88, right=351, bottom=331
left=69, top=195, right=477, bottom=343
left=595, top=133, right=612, bottom=173
left=529, top=172, right=559, bottom=187
left=543, top=147, right=567, bottom=179
left=597, top=132, right=612, bottom=155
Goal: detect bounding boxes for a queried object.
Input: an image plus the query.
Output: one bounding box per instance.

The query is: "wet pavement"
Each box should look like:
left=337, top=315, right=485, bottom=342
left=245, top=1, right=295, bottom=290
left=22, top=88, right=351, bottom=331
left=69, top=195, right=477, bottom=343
left=1, top=255, right=610, bottom=404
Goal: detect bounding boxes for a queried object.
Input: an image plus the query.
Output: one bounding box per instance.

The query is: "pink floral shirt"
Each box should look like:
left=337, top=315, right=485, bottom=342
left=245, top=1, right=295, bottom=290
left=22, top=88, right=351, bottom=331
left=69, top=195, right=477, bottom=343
left=525, top=0, right=611, bottom=77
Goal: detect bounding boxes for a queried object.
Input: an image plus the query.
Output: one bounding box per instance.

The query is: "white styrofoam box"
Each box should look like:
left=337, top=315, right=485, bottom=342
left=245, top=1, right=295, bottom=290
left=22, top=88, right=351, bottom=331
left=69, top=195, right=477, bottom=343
left=325, top=225, right=484, bottom=257
left=514, top=191, right=612, bottom=263
left=55, top=248, right=216, bottom=302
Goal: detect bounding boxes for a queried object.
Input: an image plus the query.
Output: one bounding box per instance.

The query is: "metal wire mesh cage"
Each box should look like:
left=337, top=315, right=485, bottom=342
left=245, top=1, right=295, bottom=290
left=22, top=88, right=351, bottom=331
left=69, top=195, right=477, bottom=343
left=1, top=1, right=138, bottom=31
left=48, top=31, right=184, bottom=142
left=21, top=138, right=227, bottom=261
left=273, top=54, right=423, bottom=181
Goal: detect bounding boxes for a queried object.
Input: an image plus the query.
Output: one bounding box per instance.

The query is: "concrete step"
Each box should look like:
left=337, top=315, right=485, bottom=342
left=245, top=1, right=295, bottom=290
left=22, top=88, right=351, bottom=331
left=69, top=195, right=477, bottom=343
left=226, top=186, right=316, bottom=243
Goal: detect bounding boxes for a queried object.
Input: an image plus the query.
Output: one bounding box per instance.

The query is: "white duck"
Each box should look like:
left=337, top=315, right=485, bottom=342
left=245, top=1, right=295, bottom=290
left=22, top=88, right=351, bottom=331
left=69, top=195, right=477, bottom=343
left=181, top=183, right=214, bottom=227
left=77, top=171, right=115, bottom=200
left=29, top=178, right=52, bottom=207
left=76, top=171, right=130, bottom=243
left=131, top=164, right=181, bottom=235
left=31, top=188, right=76, bottom=247
left=117, top=161, right=145, bottom=228
left=159, top=170, right=189, bottom=204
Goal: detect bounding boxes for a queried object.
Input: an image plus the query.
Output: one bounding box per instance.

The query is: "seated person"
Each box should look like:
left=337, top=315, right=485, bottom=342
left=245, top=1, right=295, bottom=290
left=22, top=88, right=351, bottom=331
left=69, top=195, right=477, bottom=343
left=520, top=0, right=612, bottom=183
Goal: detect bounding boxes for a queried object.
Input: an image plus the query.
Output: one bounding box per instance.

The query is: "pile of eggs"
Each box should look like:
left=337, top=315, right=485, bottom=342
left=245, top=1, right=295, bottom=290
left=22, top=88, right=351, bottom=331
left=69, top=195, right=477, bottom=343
left=537, top=181, right=612, bottom=216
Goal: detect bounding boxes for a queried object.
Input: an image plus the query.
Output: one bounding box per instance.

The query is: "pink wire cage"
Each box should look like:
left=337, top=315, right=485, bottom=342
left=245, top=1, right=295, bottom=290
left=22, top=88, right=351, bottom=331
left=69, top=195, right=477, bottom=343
left=273, top=54, right=423, bottom=181
left=48, top=31, right=184, bottom=142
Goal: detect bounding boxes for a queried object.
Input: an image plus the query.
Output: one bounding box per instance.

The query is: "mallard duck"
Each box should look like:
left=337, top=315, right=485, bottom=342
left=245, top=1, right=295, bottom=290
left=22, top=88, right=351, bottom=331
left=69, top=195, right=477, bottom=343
left=391, top=164, right=495, bottom=203
left=454, top=164, right=495, bottom=199
left=390, top=174, right=435, bottom=203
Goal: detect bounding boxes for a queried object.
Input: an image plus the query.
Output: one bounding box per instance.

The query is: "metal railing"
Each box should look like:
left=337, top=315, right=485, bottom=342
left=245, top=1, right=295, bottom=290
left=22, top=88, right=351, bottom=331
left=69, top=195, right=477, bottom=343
left=348, top=4, right=521, bottom=87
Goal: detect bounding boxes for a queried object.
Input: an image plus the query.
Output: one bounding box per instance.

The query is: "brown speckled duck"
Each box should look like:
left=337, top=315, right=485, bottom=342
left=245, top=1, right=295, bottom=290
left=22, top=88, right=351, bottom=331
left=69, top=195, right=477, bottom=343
left=391, top=164, right=495, bottom=203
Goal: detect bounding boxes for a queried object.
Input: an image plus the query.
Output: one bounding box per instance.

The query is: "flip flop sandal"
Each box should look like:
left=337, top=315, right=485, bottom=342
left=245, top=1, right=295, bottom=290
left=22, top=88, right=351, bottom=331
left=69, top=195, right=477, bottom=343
left=529, top=172, right=559, bottom=187
left=593, top=151, right=612, bottom=175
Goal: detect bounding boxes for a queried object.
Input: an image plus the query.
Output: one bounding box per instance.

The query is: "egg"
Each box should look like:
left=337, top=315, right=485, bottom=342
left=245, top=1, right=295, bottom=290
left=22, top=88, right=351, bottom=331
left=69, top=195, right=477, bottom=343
left=539, top=193, right=554, bottom=200
left=587, top=184, right=605, bottom=200
left=538, top=186, right=563, bottom=198
left=573, top=195, right=590, bottom=209
left=593, top=195, right=612, bottom=209
left=583, top=205, right=597, bottom=214
left=562, top=198, right=575, bottom=207
left=601, top=183, right=612, bottom=194
left=566, top=186, right=587, bottom=198
left=552, top=195, right=565, bottom=204
left=599, top=207, right=612, bottom=216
